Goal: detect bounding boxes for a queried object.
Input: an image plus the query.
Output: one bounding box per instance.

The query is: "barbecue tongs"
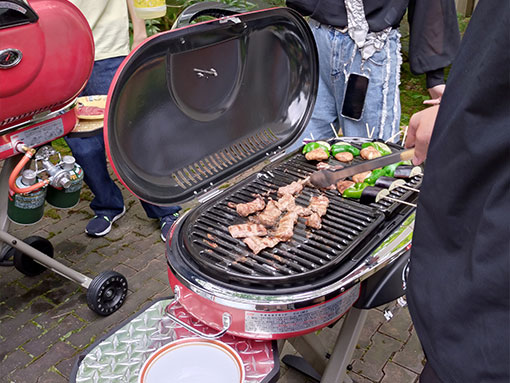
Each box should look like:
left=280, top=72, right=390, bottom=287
left=309, top=148, right=415, bottom=188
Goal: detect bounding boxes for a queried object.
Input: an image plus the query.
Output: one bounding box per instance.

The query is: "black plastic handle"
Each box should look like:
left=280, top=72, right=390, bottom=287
left=172, top=1, right=244, bottom=29
left=0, top=0, right=38, bottom=30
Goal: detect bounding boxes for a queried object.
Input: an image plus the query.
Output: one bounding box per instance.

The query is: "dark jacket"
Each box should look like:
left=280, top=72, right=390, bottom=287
left=407, top=1, right=510, bottom=381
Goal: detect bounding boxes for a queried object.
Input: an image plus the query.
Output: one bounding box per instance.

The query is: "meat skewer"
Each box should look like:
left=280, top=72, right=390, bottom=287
left=305, top=148, right=329, bottom=161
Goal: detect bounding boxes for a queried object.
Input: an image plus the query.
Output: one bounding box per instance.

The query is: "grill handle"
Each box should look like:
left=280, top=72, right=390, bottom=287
left=172, top=1, right=243, bottom=29
left=164, top=286, right=232, bottom=340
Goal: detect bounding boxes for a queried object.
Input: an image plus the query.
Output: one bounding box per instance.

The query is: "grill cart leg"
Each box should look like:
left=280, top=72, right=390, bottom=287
left=321, top=307, right=368, bottom=383
left=287, top=332, right=329, bottom=374
left=282, top=307, right=367, bottom=383
left=0, top=157, right=16, bottom=265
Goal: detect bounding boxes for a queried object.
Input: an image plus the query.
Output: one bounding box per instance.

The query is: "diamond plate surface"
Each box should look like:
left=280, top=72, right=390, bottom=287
left=74, top=299, right=276, bottom=383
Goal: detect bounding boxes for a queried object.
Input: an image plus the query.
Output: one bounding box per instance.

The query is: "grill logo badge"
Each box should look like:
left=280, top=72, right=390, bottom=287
left=0, top=48, right=23, bottom=69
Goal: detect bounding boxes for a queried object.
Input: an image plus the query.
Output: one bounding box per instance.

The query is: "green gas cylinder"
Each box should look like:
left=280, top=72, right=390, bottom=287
left=46, top=156, right=84, bottom=208
left=7, top=170, right=47, bottom=225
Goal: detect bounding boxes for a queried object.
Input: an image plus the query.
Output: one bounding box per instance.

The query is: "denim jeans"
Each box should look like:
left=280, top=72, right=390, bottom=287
left=65, top=57, right=180, bottom=219
left=290, top=19, right=402, bottom=150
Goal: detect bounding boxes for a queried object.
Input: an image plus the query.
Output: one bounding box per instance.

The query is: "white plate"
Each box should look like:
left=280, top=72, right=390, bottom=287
left=139, top=338, right=245, bottom=383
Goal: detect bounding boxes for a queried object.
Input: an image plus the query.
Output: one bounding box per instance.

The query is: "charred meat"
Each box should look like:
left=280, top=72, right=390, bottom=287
left=276, top=193, right=296, bottom=212
left=277, top=180, right=304, bottom=197
left=305, top=212, right=322, bottom=229
left=256, top=199, right=282, bottom=227
left=337, top=180, right=356, bottom=194
left=352, top=171, right=372, bottom=184
left=309, top=195, right=330, bottom=217
left=274, top=211, right=299, bottom=241
left=305, top=148, right=329, bottom=161
left=334, top=151, right=354, bottom=163
left=227, top=195, right=266, bottom=217
left=360, top=146, right=382, bottom=160
left=243, top=236, right=281, bottom=255
left=228, top=223, right=268, bottom=238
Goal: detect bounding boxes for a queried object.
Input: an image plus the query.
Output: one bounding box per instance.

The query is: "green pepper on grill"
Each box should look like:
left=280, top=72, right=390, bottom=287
left=382, top=161, right=405, bottom=177
left=302, top=141, right=330, bottom=156
left=341, top=182, right=369, bottom=199
left=342, top=182, right=389, bottom=203
left=364, top=168, right=386, bottom=185
left=331, top=143, right=360, bottom=157
left=361, top=142, right=392, bottom=156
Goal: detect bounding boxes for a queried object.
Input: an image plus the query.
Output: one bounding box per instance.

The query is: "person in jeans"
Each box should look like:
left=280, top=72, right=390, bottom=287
left=285, top=0, right=460, bottom=146
left=67, top=0, right=180, bottom=241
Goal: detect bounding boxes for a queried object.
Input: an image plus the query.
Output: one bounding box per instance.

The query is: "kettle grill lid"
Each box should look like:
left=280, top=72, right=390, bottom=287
left=105, top=7, right=318, bottom=206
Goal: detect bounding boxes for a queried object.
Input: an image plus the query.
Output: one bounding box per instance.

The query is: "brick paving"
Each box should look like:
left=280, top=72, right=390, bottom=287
left=0, top=174, right=425, bottom=383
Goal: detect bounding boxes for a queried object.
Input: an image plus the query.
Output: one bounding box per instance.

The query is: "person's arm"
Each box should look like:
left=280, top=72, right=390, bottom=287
left=404, top=105, right=440, bottom=165
left=126, top=0, right=147, bottom=49
left=407, top=0, right=460, bottom=102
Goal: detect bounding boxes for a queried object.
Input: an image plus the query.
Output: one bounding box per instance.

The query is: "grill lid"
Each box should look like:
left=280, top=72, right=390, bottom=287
left=105, top=6, right=318, bottom=206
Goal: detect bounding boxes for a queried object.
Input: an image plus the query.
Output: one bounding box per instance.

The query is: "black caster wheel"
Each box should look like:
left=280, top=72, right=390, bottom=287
left=0, top=246, right=15, bottom=267
left=87, top=271, right=128, bottom=316
left=13, top=236, right=54, bottom=276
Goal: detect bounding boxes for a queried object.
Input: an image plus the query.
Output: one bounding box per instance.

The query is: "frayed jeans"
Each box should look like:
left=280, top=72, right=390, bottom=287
left=290, top=19, right=402, bottom=150
left=65, top=57, right=180, bottom=219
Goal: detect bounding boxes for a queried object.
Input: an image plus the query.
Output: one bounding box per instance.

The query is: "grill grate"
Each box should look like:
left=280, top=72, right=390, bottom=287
left=180, top=149, right=409, bottom=286
left=171, top=129, right=279, bottom=189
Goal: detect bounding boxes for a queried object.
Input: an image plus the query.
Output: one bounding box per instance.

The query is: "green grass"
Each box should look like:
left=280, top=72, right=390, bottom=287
left=399, top=13, right=470, bottom=126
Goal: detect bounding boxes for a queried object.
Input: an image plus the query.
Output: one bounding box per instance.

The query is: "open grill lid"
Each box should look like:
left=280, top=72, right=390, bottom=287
left=105, top=6, right=318, bottom=206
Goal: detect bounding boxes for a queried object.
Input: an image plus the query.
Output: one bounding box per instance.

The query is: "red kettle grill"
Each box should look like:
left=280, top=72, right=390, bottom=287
left=0, top=0, right=128, bottom=316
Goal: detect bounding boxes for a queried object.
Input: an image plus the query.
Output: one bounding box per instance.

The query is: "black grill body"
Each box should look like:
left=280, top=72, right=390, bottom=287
left=169, top=140, right=421, bottom=294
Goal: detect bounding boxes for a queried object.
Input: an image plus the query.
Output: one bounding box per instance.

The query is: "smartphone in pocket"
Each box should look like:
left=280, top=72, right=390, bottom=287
left=341, top=73, right=369, bottom=121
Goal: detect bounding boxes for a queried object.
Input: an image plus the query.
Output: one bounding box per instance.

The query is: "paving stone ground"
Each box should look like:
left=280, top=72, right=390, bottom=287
left=0, top=169, right=425, bottom=383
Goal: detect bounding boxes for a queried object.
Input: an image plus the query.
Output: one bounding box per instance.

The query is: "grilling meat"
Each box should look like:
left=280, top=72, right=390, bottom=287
left=305, top=148, right=329, bottom=161
left=305, top=212, right=322, bottom=229
left=277, top=180, right=304, bottom=197
left=243, top=236, right=281, bottom=255
left=337, top=180, right=356, bottom=194
left=334, top=151, right=354, bottom=163
left=309, top=195, right=329, bottom=217
left=352, top=171, right=372, bottom=184
left=228, top=223, right=268, bottom=238
left=360, top=146, right=382, bottom=160
left=256, top=199, right=282, bottom=227
left=316, top=162, right=331, bottom=170
left=276, top=193, right=296, bottom=212
left=273, top=211, right=299, bottom=241
left=292, top=205, right=313, bottom=217
left=227, top=195, right=266, bottom=217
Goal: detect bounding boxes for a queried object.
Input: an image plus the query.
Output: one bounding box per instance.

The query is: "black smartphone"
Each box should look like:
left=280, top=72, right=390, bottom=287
left=341, top=73, right=369, bottom=121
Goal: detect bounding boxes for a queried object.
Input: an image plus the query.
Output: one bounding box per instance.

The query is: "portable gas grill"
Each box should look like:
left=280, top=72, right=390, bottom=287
left=73, top=3, right=421, bottom=382
left=0, top=0, right=128, bottom=316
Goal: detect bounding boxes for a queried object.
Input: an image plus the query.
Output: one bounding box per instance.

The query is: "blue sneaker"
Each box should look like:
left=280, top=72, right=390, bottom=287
left=160, top=212, right=179, bottom=242
left=86, top=206, right=126, bottom=237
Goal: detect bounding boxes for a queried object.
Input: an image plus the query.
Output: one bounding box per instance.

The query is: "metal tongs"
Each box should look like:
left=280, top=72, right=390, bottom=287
left=309, top=148, right=415, bottom=189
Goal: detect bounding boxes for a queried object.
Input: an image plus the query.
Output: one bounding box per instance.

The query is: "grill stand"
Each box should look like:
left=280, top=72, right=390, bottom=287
left=0, top=155, right=128, bottom=316
left=284, top=307, right=368, bottom=383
